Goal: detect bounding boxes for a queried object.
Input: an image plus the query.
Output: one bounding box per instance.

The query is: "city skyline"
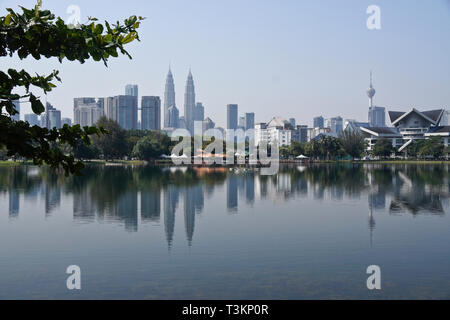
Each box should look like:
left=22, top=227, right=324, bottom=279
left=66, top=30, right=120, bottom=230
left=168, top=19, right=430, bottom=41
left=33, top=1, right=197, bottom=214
left=4, top=0, right=449, bottom=128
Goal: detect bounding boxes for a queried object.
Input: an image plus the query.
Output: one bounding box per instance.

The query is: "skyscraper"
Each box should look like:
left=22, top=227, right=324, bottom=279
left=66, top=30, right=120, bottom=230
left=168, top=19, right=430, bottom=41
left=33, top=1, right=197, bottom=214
left=245, top=113, right=255, bottom=130
left=313, top=116, right=324, bottom=128
left=238, top=116, right=245, bottom=129
left=24, top=114, right=39, bottom=126
left=227, top=104, right=238, bottom=130
left=74, top=97, right=96, bottom=124
left=194, top=102, right=204, bottom=122
left=289, top=118, right=296, bottom=128
left=167, top=106, right=179, bottom=128
left=46, top=102, right=61, bottom=129
left=11, top=100, right=20, bottom=121
left=369, top=106, right=386, bottom=127
left=164, top=68, right=176, bottom=128
left=184, top=70, right=196, bottom=134
left=125, top=84, right=138, bottom=98
left=106, top=96, right=138, bottom=130
left=141, top=96, right=161, bottom=130
left=75, top=103, right=103, bottom=127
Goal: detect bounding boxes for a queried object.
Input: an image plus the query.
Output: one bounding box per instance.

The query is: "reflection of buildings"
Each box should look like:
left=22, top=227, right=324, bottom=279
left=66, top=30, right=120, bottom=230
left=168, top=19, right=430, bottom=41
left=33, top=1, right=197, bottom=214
left=184, top=185, right=204, bottom=246
left=368, top=191, right=386, bottom=247
left=245, top=174, right=255, bottom=204
left=105, top=191, right=139, bottom=232
left=44, top=185, right=61, bottom=217
left=9, top=190, right=19, bottom=219
left=73, top=189, right=96, bottom=222
left=164, top=186, right=179, bottom=248
left=227, top=176, right=238, bottom=212
left=390, top=171, right=445, bottom=215
left=141, top=190, right=161, bottom=222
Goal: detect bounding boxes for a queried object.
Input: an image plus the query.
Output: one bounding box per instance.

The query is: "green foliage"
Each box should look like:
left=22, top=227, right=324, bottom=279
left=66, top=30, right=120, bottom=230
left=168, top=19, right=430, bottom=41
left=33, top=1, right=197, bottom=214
left=92, top=117, right=128, bottom=160
left=0, top=2, right=143, bottom=174
left=339, top=130, right=366, bottom=159
left=416, top=138, right=444, bottom=159
left=132, top=132, right=171, bottom=160
left=373, top=139, right=394, bottom=158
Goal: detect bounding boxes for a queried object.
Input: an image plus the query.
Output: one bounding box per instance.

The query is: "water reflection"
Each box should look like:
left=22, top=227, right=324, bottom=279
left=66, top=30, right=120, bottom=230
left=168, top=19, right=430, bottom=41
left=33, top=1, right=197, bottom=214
left=1, top=164, right=449, bottom=247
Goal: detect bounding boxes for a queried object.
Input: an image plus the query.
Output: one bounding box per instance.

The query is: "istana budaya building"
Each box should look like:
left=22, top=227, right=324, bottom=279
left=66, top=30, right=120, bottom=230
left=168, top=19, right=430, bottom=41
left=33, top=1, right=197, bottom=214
left=361, top=108, right=450, bottom=153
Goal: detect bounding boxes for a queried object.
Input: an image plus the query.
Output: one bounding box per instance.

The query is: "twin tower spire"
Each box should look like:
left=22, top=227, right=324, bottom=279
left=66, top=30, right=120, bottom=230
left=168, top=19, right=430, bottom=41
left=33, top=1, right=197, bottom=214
left=164, top=67, right=196, bottom=133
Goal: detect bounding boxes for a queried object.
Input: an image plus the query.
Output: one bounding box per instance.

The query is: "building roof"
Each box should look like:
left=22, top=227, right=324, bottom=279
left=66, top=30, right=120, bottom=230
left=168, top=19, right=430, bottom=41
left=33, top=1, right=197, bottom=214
left=389, top=108, right=444, bottom=126
left=425, top=126, right=450, bottom=136
left=267, top=117, right=289, bottom=128
left=361, top=126, right=402, bottom=137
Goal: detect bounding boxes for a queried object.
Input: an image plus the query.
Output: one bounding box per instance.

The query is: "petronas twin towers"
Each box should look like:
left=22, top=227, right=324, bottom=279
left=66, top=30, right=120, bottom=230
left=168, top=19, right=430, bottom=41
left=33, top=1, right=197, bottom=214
left=164, top=67, right=197, bottom=133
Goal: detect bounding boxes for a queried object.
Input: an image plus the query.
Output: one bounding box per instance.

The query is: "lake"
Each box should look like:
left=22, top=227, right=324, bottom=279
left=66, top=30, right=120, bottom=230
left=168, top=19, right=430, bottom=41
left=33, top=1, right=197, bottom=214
left=0, top=164, right=449, bottom=299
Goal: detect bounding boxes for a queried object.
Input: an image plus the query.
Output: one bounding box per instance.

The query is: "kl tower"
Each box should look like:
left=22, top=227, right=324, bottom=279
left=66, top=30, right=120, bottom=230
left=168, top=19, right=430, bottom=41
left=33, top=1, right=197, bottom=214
left=367, top=71, right=376, bottom=108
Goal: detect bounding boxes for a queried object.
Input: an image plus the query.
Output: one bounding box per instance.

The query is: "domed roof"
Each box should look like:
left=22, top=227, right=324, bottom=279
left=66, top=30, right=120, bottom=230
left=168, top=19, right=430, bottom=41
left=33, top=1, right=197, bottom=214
left=367, top=86, right=376, bottom=98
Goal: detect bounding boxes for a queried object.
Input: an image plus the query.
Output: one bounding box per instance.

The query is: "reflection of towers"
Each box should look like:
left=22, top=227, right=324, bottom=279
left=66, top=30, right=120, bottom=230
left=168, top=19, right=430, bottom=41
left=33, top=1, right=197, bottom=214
left=45, top=185, right=61, bottom=216
left=367, top=190, right=386, bottom=247
left=164, top=186, right=179, bottom=248
left=9, top=190, right=19, bottom=219
left=245, top=174, right=255, bottom=204
left=116, top=192, right=138, bottom=232
left=227, top=176, right=238, bottom=212
left=141, top=190, right=161, bottom=222
left=184, top=185, right=204, bottom=246
left=73, top=188, right=96, bottom=222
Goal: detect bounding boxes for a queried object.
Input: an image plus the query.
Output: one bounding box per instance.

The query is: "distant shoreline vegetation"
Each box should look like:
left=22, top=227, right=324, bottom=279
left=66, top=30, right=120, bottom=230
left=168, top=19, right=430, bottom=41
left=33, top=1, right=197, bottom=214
left=2, top=118, right=450, bottom=169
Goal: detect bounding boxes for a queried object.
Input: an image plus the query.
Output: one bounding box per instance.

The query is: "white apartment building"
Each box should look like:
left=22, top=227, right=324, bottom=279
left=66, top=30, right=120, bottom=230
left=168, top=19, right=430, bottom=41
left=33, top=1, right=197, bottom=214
left=255, top=117, right=292, bottom=147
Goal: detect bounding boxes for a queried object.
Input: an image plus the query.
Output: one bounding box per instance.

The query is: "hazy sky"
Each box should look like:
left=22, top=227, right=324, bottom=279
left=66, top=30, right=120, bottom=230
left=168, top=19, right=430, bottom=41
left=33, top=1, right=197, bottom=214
left=1, top=0, right=450, bottom=127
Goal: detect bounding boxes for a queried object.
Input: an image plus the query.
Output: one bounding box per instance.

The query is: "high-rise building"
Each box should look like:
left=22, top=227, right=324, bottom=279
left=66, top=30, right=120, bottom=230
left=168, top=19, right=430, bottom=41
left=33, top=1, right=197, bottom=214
left=194, top=102, right=204, bottom=123
left=74, top=97, right=96, bottom=124
left=62, top=118, right=72, bottom=127
left=326, top=116, right=343, bottom=136
left=164, top=68, right=176, bottom=128
left=184, top=70, right=196, bottom=134
left=125, top=84, right=138, bottom=98
left=369, top=106, right=386, bottom=127
left=105, top=96, right=138, bottom=130
left=11, top=100, right=20, bottom=121
left=238, top=116, right=245, bottom=129
left=75, top=103, right=103, bottom=127
left=24, top=114, right=39, bottom=126
left=313, top=116, right=324, bottom=128
left=179, top=116, right=186, bottom=130
left=40, top=114, right=47, bottom=128
left=46, top=102, right=61, bottom=129
left=292, top=125, right=309, bottom=143
left=244, top=113, right=255, bottom=130
left=227, top=104, right=238, bottom=130
left=141, top=96, right=161, bottom=130
left=167, top=106, right=179, bottom=128
left=289, top=118, right=296, bottom=128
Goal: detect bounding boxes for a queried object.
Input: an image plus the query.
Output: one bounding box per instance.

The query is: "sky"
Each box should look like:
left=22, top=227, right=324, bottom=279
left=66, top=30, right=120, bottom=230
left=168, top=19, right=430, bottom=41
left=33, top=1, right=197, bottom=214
left=1, top=0, right=450, bottom=127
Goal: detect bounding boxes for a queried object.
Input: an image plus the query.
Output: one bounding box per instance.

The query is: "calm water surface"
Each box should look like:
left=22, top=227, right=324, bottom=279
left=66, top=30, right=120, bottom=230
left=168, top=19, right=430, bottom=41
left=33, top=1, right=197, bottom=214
left=0, top=164, right=449, bottom=299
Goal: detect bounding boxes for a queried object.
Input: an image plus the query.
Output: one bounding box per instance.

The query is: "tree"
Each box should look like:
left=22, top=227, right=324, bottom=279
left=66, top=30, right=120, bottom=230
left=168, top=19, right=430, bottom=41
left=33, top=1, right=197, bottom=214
left=92, top=117, right=128, bottom=160
left=339, top=130, right=366, bottom=160
left=289, top=141, right=305, bottom=157
left=0, top=1, right=143, bottom=174
left=318, top=135, right=341, bottom=160
left=132, top=132, right=171, bottom=160
left=417, top=138, right=444, bottom=159
left=373, top=139, right=394, bottom=159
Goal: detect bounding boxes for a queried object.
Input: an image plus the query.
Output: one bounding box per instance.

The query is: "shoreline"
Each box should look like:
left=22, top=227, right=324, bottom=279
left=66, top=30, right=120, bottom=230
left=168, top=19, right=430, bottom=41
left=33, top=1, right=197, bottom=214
left=2, top=159, right=450, bottom=167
